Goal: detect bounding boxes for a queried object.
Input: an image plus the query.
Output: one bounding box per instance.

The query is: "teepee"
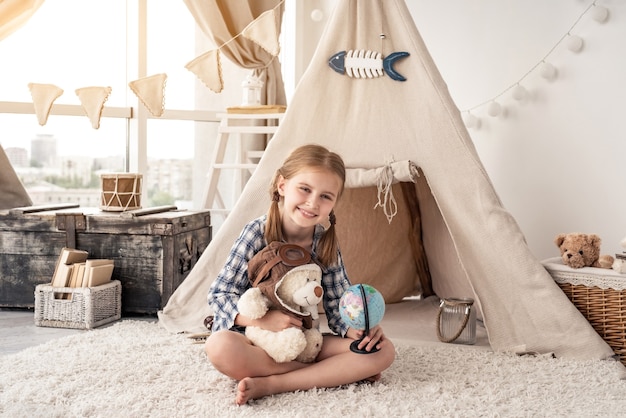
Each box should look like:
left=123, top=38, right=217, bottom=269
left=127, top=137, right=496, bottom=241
left=0, top=146, right=32, bottom=209
left=159, top=0, right=616, bottom=362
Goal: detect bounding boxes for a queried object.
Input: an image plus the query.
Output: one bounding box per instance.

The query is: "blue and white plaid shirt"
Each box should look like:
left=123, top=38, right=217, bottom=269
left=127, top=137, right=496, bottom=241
left=208, top=215, right=350, bottom=336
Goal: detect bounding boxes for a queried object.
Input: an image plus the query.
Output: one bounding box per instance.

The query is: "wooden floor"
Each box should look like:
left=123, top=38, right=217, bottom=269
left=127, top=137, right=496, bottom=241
left=0, top=308, right=156, bottom=356
left=0, top=309, right=81, bottom=356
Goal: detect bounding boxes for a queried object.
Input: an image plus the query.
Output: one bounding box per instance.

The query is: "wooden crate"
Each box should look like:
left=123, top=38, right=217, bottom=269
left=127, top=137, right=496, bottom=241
left=0, top=204, right=211, bottom=314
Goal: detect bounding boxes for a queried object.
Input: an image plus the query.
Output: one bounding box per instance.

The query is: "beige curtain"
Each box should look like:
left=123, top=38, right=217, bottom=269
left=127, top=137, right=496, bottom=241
left=183, top=0, right=286, bottom=106
left=0, top=0, right=45, bottom=42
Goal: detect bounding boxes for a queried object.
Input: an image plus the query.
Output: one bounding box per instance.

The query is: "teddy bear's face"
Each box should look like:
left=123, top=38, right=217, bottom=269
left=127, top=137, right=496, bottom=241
left=554, top=233, right=601, bottom=269
left=276, top=264, right=323, bottom=310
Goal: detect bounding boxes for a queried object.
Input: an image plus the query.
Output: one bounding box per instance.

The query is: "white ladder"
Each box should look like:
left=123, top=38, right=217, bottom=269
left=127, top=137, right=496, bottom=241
left=202, top=112, right=284, bottom=217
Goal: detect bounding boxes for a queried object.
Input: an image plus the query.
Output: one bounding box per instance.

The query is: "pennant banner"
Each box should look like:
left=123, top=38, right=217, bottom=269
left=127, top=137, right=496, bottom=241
left=185, top=49, right=224, bottom=93
left=28, top=83, right=64, bottom=126
left=185, top=6, right=281, bottom=93
left=241, top=9, right=280, bottom=56
left=128, top=73, right=167, bottom=117
left=24, top=5, right=282, bottom=119
left=75, top=86, right=112, bottom=129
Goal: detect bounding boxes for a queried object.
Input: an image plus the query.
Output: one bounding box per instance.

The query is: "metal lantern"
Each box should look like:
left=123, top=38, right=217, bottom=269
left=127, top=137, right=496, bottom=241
left=436, top=297, right=477, bottom=345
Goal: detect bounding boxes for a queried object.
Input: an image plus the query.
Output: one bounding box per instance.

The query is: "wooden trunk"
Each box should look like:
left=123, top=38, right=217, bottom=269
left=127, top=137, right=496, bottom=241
left=0, top=204, right=211, bottom=314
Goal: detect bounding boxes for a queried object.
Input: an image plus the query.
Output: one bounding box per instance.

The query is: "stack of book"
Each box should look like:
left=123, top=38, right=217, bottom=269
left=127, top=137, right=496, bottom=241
left=51, top=247, right=115, bottom=288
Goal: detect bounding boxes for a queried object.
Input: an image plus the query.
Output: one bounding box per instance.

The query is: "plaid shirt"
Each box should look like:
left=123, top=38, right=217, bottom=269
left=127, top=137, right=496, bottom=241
left=208, top=215, right=350, bottom=336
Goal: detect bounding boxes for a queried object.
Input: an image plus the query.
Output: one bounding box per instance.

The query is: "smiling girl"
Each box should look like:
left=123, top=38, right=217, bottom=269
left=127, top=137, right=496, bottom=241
left=205, top=144, right=395, bottom=405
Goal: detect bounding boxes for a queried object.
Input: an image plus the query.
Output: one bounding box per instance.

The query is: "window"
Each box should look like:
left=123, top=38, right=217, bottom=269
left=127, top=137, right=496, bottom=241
left=0, top=0, right=254, bottom=210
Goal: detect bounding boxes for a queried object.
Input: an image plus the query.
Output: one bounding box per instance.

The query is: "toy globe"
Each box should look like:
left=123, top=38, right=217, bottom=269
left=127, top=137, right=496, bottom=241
left=339, top=284, right=385, bottom=354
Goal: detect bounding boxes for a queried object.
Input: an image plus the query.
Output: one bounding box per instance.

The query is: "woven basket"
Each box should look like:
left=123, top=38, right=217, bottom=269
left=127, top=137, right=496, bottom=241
left=34, top=280, right=122, bottom=329
left=543, top=257, right=626, bottom=365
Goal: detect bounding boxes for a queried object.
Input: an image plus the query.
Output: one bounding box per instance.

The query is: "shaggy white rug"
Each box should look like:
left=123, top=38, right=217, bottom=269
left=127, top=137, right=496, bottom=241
left=1, top=320, right=626, bottom=418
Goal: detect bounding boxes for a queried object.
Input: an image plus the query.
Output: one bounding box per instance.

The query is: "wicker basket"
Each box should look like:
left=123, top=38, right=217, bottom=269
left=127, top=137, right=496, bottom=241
left=543, top=257, right=626, bottom=365
left=34, top=280, right=122, bottom=329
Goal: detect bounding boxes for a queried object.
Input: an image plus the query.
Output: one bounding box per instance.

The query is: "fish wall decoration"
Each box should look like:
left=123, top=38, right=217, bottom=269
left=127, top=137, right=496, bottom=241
left=328, top=49, right=410, bottom=81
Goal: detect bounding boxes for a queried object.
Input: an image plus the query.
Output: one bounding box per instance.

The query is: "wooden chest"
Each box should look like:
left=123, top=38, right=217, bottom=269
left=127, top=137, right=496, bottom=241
left=0, top=204, right=211, bottom=314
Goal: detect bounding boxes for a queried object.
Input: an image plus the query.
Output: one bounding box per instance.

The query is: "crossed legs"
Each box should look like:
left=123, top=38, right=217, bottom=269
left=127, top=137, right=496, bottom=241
left=205, top=330, right=395, bottom=405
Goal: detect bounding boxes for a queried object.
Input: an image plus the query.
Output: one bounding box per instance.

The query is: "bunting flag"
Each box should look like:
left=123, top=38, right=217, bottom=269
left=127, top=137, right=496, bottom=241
left=186, top=7, right=280, bottom=93
left=128, top=73, right=167, bottom=117
left=241, top=9, right=280, bottom=56
left=22, top=5, right=282, bottom=120
left=28, top=83, right=64, bottom=126
left=75, top=86, right=112, bottom=129
left=184, top=49, right=224, bottom=93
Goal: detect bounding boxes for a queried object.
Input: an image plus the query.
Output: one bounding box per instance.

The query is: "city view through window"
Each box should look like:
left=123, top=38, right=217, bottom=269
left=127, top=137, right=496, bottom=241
left=3, top=128, right=198, bottom=210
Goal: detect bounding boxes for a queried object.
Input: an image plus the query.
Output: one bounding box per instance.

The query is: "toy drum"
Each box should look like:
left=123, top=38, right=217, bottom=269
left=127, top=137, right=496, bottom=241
left=100, top=173, right=142, bottom=212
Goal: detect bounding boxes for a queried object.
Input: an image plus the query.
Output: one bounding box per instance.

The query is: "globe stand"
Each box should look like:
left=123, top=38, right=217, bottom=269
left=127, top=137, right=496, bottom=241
left=349, top=284, right=380, bottom=355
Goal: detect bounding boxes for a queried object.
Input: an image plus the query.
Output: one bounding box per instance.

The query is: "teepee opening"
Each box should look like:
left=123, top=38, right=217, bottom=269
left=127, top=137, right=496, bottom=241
left=334, top=169, right=475, bottom=310
left=335, top=182, right=432, bottom=302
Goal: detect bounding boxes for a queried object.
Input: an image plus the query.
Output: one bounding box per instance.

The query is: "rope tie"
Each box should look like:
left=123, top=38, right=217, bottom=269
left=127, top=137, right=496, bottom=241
left=373, top=163, right=397, bottom=223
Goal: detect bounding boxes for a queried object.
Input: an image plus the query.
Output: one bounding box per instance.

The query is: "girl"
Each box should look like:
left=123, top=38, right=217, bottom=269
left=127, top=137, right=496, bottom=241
left=205, top=144, right=395, bottom=405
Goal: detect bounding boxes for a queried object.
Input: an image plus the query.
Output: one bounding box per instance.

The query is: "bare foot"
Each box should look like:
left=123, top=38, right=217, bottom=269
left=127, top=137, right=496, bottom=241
left=234, top=373, right=382, bottom=404
left=236, top=377, right=267, bottom=405
left=236, top=378, right=252, bottom=405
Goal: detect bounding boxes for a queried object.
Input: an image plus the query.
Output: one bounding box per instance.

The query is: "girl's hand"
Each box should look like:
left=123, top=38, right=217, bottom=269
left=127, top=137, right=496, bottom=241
left=254, top=310, right=302, bottom=332
left=347, top=325, right=386, bottom=352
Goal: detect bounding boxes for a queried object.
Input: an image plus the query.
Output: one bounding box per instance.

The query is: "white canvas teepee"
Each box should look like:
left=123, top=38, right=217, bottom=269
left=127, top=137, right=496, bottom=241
left=0, top=146, right=32, bottom=209
left=159, top=0, right=616, bottom=362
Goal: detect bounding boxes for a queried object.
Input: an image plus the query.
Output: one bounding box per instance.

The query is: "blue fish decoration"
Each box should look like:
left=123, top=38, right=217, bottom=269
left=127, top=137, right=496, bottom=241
left=328, top=49, right=410, bottom=82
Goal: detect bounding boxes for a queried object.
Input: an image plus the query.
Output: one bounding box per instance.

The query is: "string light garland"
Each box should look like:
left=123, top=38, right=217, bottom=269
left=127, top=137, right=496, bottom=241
left=463, top=1, right=609, bottom=129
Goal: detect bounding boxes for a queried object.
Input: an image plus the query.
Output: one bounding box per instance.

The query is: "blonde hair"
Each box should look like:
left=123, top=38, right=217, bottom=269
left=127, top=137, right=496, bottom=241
left=266, top=144, right=346, bottom=266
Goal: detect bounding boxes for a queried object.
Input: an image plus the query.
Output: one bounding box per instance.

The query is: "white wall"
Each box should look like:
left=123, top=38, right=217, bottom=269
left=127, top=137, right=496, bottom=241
left=407, top=0, right=626, bottom=260
left=297, top=0, right=626, bottom=260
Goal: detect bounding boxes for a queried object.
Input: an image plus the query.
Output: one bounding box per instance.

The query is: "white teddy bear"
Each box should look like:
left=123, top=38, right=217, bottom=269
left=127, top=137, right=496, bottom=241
left=237, top=263, right=324, bottom=363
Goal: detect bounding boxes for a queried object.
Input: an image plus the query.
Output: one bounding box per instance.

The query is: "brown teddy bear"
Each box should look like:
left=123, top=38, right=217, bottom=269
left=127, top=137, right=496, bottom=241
left=554, top=232, right=614, bottom=269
